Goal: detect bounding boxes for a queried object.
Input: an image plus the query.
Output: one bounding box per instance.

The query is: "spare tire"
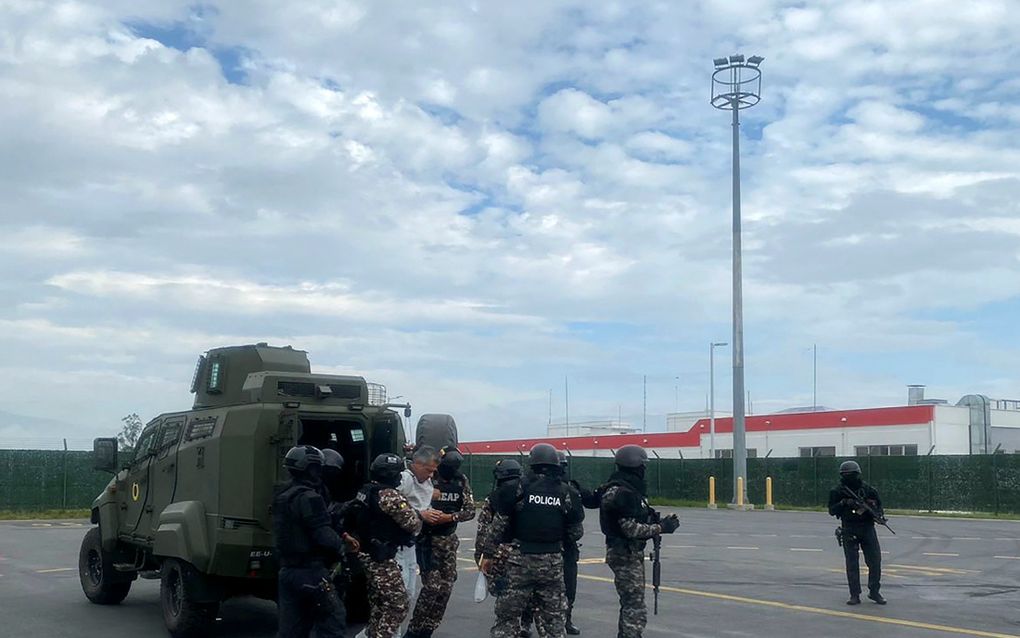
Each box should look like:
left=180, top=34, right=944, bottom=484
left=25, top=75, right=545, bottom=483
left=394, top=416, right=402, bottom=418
left=415, top=414, right=458, bottom=451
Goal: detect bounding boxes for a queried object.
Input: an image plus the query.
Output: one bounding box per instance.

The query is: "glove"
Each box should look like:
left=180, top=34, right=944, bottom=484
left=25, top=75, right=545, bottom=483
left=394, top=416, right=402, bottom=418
left=659, top=514, right=680, bottom=534
left=841, top=498, right=857, bottom=507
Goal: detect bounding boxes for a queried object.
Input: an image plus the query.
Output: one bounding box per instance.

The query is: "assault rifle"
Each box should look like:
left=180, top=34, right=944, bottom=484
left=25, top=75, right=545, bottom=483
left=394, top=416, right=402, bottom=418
left=840, top=485, right=896, bottom=535
left=649, top=512, right=662, bottom=615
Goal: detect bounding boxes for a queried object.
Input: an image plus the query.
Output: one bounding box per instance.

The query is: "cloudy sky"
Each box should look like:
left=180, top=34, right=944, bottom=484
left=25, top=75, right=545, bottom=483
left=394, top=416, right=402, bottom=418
left=2, top=0, right=1019, bottom=447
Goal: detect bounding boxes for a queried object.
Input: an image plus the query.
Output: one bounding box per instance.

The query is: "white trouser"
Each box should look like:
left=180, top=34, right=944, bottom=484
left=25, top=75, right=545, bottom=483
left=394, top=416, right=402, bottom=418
left=394, top=544, right=420, bottom=636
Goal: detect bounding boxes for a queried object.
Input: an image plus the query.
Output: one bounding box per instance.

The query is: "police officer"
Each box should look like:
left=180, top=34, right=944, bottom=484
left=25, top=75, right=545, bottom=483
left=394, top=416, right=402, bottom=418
left=405, top=447, right=476, bottom=638
left=599, top=445, right=679, bottom=638
left=349, top=453, right=424, bottom=638
left=475, top=459, right=523, bottom=598
left=480, top=443, right=584, bottom=638
left=272, top=445, right=347, bottom=638
left=828, top=460, right=886, bottom=605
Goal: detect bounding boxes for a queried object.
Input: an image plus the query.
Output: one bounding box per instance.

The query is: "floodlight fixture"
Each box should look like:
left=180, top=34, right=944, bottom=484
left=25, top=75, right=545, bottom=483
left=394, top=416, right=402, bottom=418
left=747, top=55, right=764, bottom=67
left=729, top=54, right=745, bottom=64
left=714, top=57, right=729, bottom=68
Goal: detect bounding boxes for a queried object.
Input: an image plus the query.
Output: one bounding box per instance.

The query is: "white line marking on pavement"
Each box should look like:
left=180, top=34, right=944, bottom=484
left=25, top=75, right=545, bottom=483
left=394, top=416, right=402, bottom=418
left=789, top=548, right=823, bottom=552
left=922, top=552, right=960, bottom=557
left=993, top=556, right=1020, bottom=560
left=911, top=536, right=937, bottom=540
left=715, top=533, right=738, bottom=536
left=36, top=567, right=75, bottom=573
left=953, top=537, right=981, bottom=541
left=994, top=538, right=1020, bottom=541
left=726, top=546, right=759, bottom=550
left=667, top=545, right=698, bottom=549
left=676, top=532, right=697, bottom=536
left=789, top=534, right=816, bottom=538
left=752, top=534, right=778, bottom=538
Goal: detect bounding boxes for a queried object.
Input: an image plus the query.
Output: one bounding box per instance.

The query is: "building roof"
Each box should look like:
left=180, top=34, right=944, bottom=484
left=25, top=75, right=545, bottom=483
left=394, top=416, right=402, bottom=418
left=460, top=405, right=935, bottom=454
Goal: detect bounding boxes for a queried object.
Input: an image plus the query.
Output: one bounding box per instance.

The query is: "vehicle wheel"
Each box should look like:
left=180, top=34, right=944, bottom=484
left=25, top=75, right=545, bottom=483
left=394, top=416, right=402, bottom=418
left=79, top=526, right=131, bottom=604
left=161, top=558, right=219, bottom=638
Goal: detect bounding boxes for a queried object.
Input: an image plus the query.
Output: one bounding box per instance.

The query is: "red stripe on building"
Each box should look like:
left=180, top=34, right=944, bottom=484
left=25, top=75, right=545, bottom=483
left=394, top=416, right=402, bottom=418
left=460, top=405, right=934, bottom=454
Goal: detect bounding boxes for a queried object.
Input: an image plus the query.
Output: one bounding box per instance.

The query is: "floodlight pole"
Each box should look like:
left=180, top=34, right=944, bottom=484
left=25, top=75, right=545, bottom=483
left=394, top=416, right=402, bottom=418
left=712, top=55, right=762, bottom=507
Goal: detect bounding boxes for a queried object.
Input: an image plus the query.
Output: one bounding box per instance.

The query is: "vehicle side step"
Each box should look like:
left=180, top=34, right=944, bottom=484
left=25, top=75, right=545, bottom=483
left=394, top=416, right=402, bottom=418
left=138, top=570, right=161, bottom=580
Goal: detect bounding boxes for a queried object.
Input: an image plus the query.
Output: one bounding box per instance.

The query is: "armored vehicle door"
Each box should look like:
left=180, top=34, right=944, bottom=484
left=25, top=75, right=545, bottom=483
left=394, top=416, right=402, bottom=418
left=122, top=419, right=160, bottom=538
left=296, top=415, right=369, bottom=502
left=146, top=416, right=186, bottom=535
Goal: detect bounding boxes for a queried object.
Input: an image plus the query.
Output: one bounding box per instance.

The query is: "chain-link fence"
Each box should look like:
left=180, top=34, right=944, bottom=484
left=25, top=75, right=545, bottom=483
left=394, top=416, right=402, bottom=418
left=3, top=449, right=1019, bottom=514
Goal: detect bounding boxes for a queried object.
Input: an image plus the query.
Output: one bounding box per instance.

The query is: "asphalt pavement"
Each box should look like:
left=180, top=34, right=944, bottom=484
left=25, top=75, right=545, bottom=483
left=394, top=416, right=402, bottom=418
left=1, top=507, right=1018, bottom=637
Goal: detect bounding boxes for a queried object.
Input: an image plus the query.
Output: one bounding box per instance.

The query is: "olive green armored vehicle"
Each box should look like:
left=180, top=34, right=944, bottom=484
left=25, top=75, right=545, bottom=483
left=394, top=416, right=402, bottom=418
left=80, top=344, right=410, bottom=637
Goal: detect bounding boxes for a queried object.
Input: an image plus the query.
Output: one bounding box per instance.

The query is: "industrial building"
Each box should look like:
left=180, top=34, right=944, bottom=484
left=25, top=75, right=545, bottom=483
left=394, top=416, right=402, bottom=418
left=462, top=388, right=1020, bottom=458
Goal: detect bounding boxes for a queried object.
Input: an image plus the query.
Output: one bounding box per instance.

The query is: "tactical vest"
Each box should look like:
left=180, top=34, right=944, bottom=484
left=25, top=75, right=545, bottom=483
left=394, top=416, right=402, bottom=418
left=427, top=475, right=464, bottom=536
left=352, top=483, right=415, bottom=561
left=599, top=480, right=651, bottom=543
left=272, top=483, right=320, bottom=566
left=511, top=475, right=568, bottom=554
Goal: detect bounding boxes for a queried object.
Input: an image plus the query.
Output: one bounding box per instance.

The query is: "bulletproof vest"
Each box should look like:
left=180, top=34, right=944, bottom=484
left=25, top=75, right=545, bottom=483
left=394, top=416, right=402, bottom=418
left=272, top=482, right=321, bottom=566
left=599, top=479, right=651, bottom=541
left=352, top=482, right=415, bottom=559
left=427, top=475, right=464, bottom=536
left=511, top=474, right=568, bottom=554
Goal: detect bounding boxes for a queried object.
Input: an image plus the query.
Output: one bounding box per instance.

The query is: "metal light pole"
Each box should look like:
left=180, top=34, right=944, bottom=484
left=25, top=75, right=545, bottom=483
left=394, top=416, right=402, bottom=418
left=712, top=53, right=763, bottom=506
left=709, top=341, right=728, bottom=459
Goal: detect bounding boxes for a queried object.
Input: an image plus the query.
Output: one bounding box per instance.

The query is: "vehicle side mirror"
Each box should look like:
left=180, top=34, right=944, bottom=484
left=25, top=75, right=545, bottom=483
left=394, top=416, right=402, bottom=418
left=93, top=437, right=119, bottom=474
left=404, top=407, right=412, bottom=418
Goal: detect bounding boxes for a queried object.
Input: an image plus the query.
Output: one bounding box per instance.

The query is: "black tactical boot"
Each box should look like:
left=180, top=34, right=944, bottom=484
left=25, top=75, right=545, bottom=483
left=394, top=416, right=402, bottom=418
left=846, top=594, right=861, bottom=605
left=518, top=628, right=531, bottom=638
left=565, top=616, right=580, bottom=635
left=868, top=591, right=887, bottom=605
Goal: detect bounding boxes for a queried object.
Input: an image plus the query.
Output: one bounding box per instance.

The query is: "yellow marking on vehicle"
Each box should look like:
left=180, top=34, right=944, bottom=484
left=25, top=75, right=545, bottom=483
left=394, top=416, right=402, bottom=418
left=131, top=482, right=140, bottom=502
left=577, top=574, right=1020, bottom=638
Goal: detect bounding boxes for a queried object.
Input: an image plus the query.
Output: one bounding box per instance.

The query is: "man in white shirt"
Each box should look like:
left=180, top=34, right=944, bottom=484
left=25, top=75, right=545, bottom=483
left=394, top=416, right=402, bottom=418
left=394, top=446, right=441, bottom=636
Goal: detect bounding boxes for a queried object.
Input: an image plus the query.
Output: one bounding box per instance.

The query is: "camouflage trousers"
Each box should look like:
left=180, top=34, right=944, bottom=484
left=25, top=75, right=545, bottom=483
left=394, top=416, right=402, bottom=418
left=486, top=543, right=513, bottom=597
left=606, top=544, right=646, bottom=638
left=359, top=553, right=409, bottom=638
left=491, top=550, right=565, bottom=638
left=408, top=533, right=459, bottom=633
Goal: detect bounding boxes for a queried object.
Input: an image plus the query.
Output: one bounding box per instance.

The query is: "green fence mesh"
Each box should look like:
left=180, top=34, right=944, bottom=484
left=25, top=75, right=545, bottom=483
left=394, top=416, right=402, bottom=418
left=2, top=449, right=1018, bottom=514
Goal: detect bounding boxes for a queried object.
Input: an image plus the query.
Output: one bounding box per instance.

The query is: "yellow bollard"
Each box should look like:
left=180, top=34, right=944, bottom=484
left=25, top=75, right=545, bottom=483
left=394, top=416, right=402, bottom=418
left=736, top=476, right=744, bottom=507
left=708, top=476, right=717, bottom=509
left=766, top=476, right=775, bottom=510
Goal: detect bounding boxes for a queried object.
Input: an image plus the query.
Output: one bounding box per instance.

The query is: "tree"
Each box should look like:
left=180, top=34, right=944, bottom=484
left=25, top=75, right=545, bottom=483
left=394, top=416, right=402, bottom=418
left=118, top=413, right=143, bottom=451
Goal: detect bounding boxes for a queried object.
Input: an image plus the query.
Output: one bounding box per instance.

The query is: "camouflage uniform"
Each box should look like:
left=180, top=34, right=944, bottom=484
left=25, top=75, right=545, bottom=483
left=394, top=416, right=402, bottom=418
left=482, top=477, right=584, bottom=638
left=475, top=496, right=512, bottom=596
left=358, top=487, right=423, bottom=638
left=408, top=479, right=475, bottom=635
left=600, top=484, right=662, bottom=638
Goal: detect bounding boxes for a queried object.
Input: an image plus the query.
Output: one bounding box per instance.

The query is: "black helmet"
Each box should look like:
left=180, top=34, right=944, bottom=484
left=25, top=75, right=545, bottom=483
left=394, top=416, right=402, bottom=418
left=528, top=443, right=559, bottom=467
left=370, top=453, right=405, bottom=484
left=439, top=447, right=464, bottom=471
left=322, top=448, right=344, bottom=471
left=557, top=450, right=568, bottom=468
left=493, top=458, right=522, bottom=482
left=839, top=460, right=862, bottom=475
left=614, top=445, right=648, bottom=468
left=284, top=445, right=324, bottom=473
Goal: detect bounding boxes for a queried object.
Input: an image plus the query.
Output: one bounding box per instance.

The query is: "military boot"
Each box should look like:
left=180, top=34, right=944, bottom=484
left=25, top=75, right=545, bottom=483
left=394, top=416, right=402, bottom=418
left=565, top=604, right=580, bottom=635
left=846, top=594, right=861, bottom=605
left=868, top=591, right=887, bottom=605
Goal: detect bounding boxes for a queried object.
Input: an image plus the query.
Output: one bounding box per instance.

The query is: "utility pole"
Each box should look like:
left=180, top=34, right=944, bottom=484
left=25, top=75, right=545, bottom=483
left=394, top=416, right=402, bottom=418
left=813, top=343, right=818, bottom=411
left=643, top=375, right=647, bottom=432
left=565, top=376, right=570, bottom=434
left=712, top=53, right=763, bottom=506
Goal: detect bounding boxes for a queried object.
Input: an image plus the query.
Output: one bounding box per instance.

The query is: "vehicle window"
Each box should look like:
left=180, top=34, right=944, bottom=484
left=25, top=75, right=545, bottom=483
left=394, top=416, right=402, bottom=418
left=158, top=419, right=184, bottom=451
left=133, top=423, right=159, bottom=462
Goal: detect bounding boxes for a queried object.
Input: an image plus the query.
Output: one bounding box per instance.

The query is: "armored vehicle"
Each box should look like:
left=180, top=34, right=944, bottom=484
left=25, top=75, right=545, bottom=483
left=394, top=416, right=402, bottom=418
left=79, top=344, right=410, bottom=637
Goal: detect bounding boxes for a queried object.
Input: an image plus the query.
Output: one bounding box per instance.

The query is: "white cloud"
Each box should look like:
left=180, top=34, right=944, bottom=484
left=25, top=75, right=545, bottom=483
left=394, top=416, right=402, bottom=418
left=2, top=1, right=1020, bottom=443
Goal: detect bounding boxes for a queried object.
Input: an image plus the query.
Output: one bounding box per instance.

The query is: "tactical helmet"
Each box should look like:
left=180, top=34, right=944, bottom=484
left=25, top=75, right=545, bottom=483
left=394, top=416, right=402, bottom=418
left=284, top=445, right=325, bottom=473
left=839, top=460, right=862, bottom=475
left=557, top=450, right=568, bottom=468
left=321, top=448, right=344, bottom=471
left=528, top=443, right=559, bottom=467
left=493, top=458, right=522, bottom=481
left=370, top=453, right=405, bottom=481
left=614, top=445, right=648, bottom=468
left=439, top=447, right=464, bottom=471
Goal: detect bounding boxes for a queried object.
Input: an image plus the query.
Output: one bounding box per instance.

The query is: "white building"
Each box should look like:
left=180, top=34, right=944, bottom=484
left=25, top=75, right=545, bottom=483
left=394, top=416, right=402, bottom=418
left=464, top=392, right=1020, bottom=459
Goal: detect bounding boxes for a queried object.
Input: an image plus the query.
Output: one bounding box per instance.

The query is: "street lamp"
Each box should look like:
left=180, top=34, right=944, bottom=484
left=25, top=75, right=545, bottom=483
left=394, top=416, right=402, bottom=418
left=712, top=53, right=763, bottom=506
left=709, top=341, right=728, bottom=459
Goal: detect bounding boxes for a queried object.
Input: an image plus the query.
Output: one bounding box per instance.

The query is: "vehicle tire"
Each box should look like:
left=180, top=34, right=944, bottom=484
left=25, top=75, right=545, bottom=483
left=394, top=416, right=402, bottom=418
left=160, top=558, right=219, bottom=638
left=79, top=526, right=131, bottom=604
